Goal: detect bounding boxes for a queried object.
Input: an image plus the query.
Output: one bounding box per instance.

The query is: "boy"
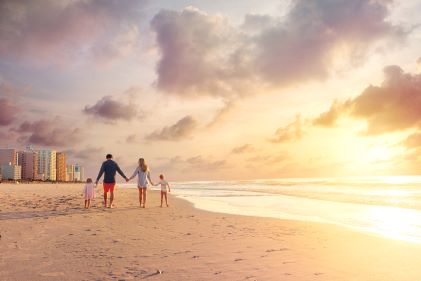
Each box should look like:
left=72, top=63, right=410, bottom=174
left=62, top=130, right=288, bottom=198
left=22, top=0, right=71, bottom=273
left=154, top=174, right=170, bottom=207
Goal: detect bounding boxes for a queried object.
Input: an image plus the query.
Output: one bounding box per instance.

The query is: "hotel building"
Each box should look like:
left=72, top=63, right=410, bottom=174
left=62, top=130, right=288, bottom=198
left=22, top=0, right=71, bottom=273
left=17, top=150, right=38, bottom=180
left=66, top=164, right=75, bottom=182
left=0, top=164, right=21, bottom=180
left=38, top=149, right=57, bottom=181
left=0, top=148, right=17, bottom=165
left=56, top=152, right=67, bottom=182
left=73, top=164, right=84, bottom=182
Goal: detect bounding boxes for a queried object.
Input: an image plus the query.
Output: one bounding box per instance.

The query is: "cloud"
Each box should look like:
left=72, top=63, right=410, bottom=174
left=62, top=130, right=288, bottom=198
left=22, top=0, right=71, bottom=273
left=126, top=134, right=138, bottom=144
left=206, top=100, right=236, bottom=127
left=157, top=155, right=227, bottom=172
left=0, top=82, right=22, bottom=126
left=253, top=0, right=404, bottom=85
left=314, top=65, right=421, bottom=135
left=0, top=0, right=145, bottom=65
left=0, top=97, right=18, bottom=126
left=313, top=101, right=345, bottom=127
left=403, top=132, right=421, bottom=148
left=185, top=155, right=226, bottom=170
left=247, top=153, right=288, bottom=165
left=151, top=6, right=244, bottom=97
left=232, top=144, right=254, bottom=154
left=83, top=95, right=138, bottom=121
left=270, top=115, right=303, bottom=143
left=66, top=146, right=104, bottom=161
left=15, top=117, right=83, bottom=146
left=151, top=1, right=404, bottom=98
left=145, top=115, right=197, bottom=141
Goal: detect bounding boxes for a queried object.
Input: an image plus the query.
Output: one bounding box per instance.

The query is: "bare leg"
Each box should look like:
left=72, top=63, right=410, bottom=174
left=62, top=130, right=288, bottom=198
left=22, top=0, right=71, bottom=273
left=160, top=191, right=163, bottom=207
left=164, top=192, right=168, bottom=207
left=103, top=192, right=108, bottom=207
left=143, top=188, right=147, bottom=208
left=138, top=188, right=142, bottom=207
left=109, top=191, right=114, bottom=208
left=84, top=200, right=88, bottom=208
left=87, top=199, right=91, bottom=208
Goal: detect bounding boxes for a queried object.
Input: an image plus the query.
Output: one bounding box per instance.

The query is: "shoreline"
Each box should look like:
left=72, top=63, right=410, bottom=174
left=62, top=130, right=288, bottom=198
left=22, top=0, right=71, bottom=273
left=2, top=184, right=421, bottom=280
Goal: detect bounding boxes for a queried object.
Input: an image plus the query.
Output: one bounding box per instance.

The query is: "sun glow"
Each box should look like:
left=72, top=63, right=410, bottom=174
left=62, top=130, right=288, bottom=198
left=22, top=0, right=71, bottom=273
left=366, top=146, right=393, bottom=162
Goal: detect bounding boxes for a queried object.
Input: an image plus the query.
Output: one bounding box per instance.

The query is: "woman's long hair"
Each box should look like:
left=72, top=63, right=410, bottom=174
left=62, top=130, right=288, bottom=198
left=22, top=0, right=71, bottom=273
left=138, top=158, right=148, bottom=172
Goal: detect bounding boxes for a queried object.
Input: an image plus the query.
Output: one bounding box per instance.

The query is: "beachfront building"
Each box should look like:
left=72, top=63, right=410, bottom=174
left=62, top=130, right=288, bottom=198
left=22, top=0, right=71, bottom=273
left=56, top=152, right=67, bottom=182
left=73, top=164, right=84, bottom=182
left=66, top=164, right=75, bottom=182
left=17, top=151, right=38, bottom=180
left=0, top=148, right=17, bottom=165
left=38, top=149, right=57, bottom=181
left=0, top=163, right=21, bottom=180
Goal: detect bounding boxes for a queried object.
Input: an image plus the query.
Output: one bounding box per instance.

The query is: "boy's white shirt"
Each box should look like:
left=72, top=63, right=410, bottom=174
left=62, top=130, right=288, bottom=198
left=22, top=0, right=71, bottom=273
left=155, top=180, right=169, bottom=191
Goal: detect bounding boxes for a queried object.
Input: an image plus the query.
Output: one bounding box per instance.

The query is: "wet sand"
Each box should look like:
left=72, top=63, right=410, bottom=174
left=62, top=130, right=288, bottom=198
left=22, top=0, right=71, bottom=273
left=1, top=183, right=421, bottom=280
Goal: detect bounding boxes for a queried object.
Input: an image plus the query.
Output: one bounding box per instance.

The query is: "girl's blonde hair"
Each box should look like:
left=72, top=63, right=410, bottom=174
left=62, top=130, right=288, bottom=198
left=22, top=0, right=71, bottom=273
left=138, top=158, right=148, bottom=172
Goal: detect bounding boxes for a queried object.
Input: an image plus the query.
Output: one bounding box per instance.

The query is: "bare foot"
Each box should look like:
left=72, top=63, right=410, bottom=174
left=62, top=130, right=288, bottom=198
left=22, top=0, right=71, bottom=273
left=160, top=205, right=163, bottom=208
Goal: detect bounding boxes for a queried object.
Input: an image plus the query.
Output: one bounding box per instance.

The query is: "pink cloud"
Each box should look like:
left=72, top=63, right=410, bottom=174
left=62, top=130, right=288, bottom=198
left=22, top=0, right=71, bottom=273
left=0, top=0, right=145, bottom=65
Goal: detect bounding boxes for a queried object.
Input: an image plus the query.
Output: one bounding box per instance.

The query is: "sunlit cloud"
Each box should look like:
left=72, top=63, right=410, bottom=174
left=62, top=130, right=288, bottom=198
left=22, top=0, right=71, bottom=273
left=270, top=115, right=304, bottom=143
left=151, top=0, right=405, bottom=99
left=315, top=65, right=421, bottom=135
left=231, top=144, right=254, bottom=154
left=145, top=115, right=197, bottom=141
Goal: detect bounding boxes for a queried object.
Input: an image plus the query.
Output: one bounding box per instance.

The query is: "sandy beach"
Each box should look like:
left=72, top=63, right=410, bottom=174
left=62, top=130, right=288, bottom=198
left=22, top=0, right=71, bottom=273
left=1, top=183, right=421, bottom=281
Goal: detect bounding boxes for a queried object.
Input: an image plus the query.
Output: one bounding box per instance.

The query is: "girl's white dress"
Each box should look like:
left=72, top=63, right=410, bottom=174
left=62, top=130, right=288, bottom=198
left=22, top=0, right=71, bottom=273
left=83, top=183, right=95, bottom=200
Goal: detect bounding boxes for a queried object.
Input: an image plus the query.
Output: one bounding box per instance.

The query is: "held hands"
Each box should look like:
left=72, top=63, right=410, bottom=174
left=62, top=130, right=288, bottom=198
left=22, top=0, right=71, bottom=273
left=125, top=177, right=129, bottom=182
left=95, top=180, right=98, bottom=185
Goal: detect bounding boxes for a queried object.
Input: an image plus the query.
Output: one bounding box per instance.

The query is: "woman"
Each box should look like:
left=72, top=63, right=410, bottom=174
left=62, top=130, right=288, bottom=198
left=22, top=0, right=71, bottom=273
left=129, top=158, right=154, bottom=208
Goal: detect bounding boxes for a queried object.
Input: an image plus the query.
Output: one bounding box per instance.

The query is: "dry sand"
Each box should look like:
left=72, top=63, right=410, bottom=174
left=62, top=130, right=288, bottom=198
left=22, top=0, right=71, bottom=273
left=1, top=183, right=421, bottom=281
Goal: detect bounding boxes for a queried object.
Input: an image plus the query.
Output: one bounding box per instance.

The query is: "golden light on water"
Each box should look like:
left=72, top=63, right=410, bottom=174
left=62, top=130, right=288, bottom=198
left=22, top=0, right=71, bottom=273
left=368, top=206, right=419, bottom=242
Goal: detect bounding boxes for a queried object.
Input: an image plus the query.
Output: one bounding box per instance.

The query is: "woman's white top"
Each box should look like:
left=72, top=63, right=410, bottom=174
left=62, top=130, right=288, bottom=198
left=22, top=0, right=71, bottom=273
left=130, top=167, right=151, bottom=187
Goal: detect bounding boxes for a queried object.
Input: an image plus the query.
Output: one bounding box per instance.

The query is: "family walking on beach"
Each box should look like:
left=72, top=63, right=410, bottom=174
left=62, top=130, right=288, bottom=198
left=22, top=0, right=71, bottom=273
left=82, top=154, right=170, bottom=209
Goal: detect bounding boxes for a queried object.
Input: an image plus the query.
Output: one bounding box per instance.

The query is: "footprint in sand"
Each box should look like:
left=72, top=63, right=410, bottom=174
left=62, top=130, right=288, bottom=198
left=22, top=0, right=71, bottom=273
left=266, top=248, right=288, bottom=252
left=40, top=272, right=65, bottom=277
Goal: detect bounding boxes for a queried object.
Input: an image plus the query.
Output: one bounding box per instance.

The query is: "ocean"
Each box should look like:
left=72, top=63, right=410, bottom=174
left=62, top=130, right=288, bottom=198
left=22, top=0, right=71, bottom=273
left=122, top=176, right=421, bottom=243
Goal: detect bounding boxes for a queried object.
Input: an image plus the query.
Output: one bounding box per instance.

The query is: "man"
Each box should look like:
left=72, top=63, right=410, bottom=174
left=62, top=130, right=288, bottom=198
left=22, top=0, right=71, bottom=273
left=96, top=154, right=128, bottom=208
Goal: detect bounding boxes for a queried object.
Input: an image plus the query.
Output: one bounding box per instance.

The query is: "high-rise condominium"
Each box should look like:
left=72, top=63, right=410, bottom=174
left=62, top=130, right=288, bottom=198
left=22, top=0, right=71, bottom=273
left=56, top=152, right=67, bottom=182
left=0, top=148, right=17, bottom=165
left=74, top=164, right=84, bottom=182
left=66, top=164, right=75, bottom=182
left=38, top=150, right=57, bottom=181
left=17, top=150, right=38, bottom=180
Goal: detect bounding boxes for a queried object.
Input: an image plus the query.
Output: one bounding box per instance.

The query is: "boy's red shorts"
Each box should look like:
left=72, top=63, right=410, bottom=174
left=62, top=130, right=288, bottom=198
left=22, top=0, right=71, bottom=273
left=103, top=183, right=116, bottom=193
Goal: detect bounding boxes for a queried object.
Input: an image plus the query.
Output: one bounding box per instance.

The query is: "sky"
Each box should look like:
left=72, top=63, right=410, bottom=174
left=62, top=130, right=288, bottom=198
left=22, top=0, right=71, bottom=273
left=1, top=0, right=421, bottom=181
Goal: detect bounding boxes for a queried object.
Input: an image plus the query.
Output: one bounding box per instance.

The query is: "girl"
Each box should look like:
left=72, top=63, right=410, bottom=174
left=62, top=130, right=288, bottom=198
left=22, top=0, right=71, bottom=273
left=83, top=178, right=95, bottom=209
left=129, top=158, right=154, bottom=208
